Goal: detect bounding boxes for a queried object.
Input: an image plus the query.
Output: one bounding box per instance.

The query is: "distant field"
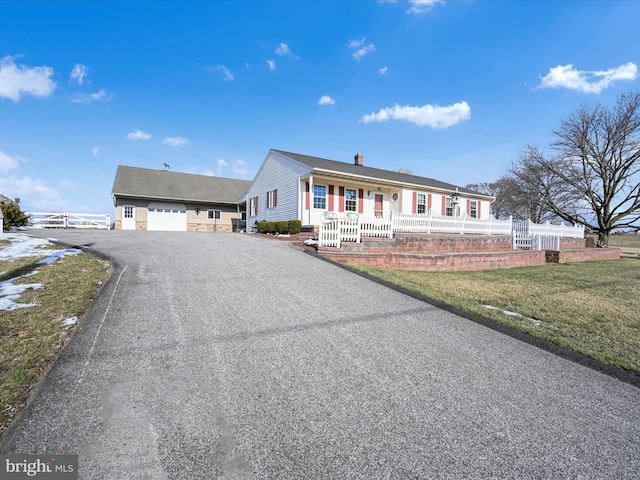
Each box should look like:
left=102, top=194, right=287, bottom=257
left=603, top=233, right=640, bottom=255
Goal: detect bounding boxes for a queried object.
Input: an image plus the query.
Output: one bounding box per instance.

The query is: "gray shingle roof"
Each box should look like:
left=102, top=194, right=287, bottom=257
left=273, top=149, right=485, bottom=196
left=112, top=166, right=251, bottom=204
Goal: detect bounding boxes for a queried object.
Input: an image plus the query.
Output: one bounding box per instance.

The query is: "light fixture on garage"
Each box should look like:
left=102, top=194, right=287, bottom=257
left=195, top=208, right=200, bottom=215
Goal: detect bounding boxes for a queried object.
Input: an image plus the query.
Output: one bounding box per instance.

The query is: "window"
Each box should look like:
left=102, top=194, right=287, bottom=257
left=417, top=193, right=426, bottom=214
left=445, top=197, right=455, bottom=217
left=345, top=188, right=357, bottom=212
left=313, top=185, right=327, bottom=209
left=249, top=196, right=258, bottom=216
left=124, top=206, right=134, bottom=218
left=207, top=209, right=221, bottom=220
left=470, top=201, right=478, bottom=219
left=267, top=189, right=278, bottom=208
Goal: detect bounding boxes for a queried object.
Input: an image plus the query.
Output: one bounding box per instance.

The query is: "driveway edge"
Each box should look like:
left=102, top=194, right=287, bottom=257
left=304, top=249, right=640, bottom=389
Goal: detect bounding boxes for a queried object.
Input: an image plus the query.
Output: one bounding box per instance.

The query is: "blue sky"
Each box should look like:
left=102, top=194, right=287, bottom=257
left=1, top=0, right=638, bottom=216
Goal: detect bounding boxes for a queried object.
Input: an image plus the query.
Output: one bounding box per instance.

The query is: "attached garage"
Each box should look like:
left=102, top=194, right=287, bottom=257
left=147, top=202, right=187, bottom=231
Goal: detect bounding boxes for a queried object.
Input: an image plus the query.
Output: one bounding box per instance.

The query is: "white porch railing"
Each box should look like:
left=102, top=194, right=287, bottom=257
left=28, top=212, right=111, bottom=229
left=319, top=211, right=510, bottom=247
left=318, top=211, right=584, bottom=250
left=391, top=211, right=512, bottom=235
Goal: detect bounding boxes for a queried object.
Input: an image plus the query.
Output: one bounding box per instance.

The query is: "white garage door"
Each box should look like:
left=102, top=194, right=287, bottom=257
left=147, top=203, right=187, bottom=231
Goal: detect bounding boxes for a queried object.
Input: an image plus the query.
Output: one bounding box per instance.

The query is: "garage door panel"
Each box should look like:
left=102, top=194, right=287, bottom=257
left=147, top=203, right=187, bottom=231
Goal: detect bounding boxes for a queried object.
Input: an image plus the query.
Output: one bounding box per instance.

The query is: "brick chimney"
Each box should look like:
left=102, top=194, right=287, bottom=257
left=354, top=152, right=364, bottom=166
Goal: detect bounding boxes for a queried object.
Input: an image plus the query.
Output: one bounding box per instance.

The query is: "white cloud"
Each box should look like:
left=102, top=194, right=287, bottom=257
left=217, top=158, right=228, bottom=167
left=92, top=146, right=100, bottom=156
left=538, top=62, right=638, bottom=94
left=407, top=0, right=444, bottom=14
left=318, top=95, right=335, bottom=106
left=267, top=60, right=276, bottom=71
left=72, top=88, right=113, bottom=104
left=126, top=130, right=152, bottom=141
left=0, top=55, right=56, bottom=102
left=70, top=63, right=88, bottom=85
left=211, top=64, right=234, bottom=81
left=379, top=66, right=388, bottom=76
left=0, top=150, right=24, bottom=172
left=348, top=38, right=376, bottom=60
left=362, top=101, right=471, bottom=129
left=232, top=159, right=248, bottom=176
left=275, top=43, right=299, bottom=59
left=0, top=175, right=60, bottom=200
left=163, top=136, right=189, bottom=147
left=275, top=43, right=291, bottom=56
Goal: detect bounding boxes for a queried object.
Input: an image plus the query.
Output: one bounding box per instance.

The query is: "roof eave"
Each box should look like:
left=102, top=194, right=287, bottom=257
left=112, top=192, right=240, bottom=205
left=306, top=168, right=495, bottom=200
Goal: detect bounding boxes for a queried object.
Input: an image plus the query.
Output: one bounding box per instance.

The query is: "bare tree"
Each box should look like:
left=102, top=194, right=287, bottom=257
left=466, top=166, right=557, bottom=222
left=391, top=167, right=415, bottom=175
left=516, top=92, right=640, bottom=246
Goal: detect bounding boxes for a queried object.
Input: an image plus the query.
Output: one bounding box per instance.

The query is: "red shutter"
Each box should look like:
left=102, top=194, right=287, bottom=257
left=412, top=192, right=417, bottom=214
left=274, top=189, right=278, bottom=207
left=305, top=182, right=310, bottom=210
left=478, top=201, right=482, bottom=219
left=358, top=189, right=364, bottom=214
left=339, top=186, right=345, bottom=213
left=255, top=196, right=259, bottom=216
left=328, top=185, right=334, bottom=211
left=442, top=196, right=446, bottom=216
left=466, top=199, right=471, bottom=215
left=427, top=193, right=432, bottom=211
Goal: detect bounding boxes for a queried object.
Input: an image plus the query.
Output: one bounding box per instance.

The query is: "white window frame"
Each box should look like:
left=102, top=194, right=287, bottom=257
left=313, top=185, right=326, bottom=209
left=207, top=209, right=221, bottom=220
left=445, top=197, right=455, bottom=217
left=267, top=189, right=278, bottom=209
left=417, top=193, right=426, bottom=214
left=124, top=205, right=134, bottom=218
left=470, top=200, right=478, bottom=219
left=249, top=196, right=258, bottom=217
left=345, top=188, right=357, bottom=212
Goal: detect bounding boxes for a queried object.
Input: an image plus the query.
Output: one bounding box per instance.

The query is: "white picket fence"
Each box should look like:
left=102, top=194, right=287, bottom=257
left=513, top=219, right=584, bottom=239
left=27, top=212, right=111, bottom=229
left=512, top=219, right=583, bottom=251
left=392, top=211, right=512, bottom=235
left=318, top=211, right=584, bottom=249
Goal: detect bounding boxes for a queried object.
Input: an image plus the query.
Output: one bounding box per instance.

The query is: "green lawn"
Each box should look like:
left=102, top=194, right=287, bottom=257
left=352, top=258, right=640, bottom=375
left=0, top=251, right=110, bottom=435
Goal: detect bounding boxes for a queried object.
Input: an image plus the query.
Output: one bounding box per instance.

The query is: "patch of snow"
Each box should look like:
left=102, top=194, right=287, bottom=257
left=0, top=233, right=81, bottom=311
left=483, top=305, right=542, bottom=327
left=0, top=276, right=43, bottom=311
left=37, top=248, right=80, bottom=265
left=62, top=316, right=78, bottom=326
left=0, top=233, right=52, bottom=259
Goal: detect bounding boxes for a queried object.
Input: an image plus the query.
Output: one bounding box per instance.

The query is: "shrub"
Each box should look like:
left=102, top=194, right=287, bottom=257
left=276, top=220, right=289, bottom=234
left=258, top=221, right=269, bottom=234
left=266, top=221, right=276, bottom=234
left=288, top=220, right=302, bottom=234
left=1, top=202, right=30, bottom=231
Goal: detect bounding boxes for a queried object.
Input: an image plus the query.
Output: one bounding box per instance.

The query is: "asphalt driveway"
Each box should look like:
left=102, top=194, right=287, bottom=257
left=2, top=230, right=639, bottom=479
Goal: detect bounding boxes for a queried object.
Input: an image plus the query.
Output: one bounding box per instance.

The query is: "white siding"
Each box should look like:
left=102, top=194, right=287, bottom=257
left=246, top=151, right=311, bottom=226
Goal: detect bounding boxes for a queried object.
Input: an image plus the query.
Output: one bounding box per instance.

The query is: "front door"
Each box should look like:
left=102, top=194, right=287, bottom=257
left=374, top=194, right=383, bottom=217
left=122, top=205, right=135, bottom=230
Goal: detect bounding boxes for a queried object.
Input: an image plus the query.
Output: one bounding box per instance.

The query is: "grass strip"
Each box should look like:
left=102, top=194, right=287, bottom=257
left=0, top=251, right=110, bottom=435
left=352, top=258, right=640, bottom=376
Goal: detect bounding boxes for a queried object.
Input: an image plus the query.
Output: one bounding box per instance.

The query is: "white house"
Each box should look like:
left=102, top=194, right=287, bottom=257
left=245, top=149, right=494, bottom=229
